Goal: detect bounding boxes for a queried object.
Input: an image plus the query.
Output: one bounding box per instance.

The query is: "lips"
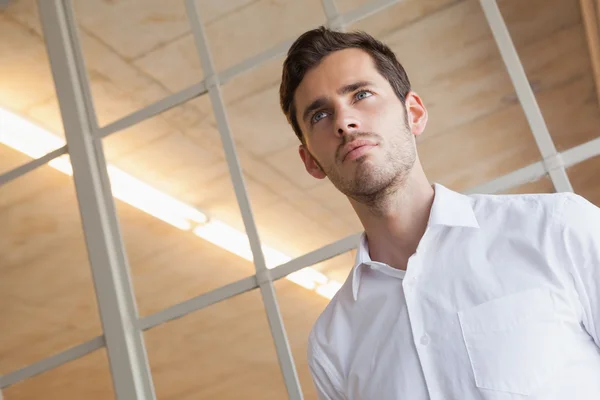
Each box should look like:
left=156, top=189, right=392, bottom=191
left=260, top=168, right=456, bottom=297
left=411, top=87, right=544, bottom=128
left=341, top=139, right=377, bottom=162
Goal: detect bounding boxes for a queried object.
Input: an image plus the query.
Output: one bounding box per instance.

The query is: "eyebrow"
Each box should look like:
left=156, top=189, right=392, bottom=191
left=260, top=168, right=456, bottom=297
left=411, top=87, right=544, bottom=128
left=301, top=80, right=374, bottom=124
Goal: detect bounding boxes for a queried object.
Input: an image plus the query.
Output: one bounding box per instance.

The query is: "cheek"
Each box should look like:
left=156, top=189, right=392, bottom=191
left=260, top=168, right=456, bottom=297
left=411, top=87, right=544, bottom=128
left=362, top=101, right=391, bottom=126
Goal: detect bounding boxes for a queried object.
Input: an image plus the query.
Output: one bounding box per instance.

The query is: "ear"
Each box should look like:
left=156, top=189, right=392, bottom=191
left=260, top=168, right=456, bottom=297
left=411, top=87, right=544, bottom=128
left=405, top=91, right=428, bottom=137
left=299, top=144, right=327, bottom=179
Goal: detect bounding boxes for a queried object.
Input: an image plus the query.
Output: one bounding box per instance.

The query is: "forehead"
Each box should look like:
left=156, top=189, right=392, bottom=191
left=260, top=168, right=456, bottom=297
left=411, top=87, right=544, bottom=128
left=294, top=48, right=385, bottom=109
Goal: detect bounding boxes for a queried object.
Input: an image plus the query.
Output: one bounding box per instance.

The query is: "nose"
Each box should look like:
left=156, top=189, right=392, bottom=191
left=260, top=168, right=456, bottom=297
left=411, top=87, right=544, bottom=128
left=335, top=108, right=360, bottom=136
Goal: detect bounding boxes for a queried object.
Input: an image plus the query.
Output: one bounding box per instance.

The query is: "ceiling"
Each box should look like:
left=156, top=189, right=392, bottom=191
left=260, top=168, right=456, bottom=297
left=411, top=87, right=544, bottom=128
left=1, top=0, right=599, bottom=399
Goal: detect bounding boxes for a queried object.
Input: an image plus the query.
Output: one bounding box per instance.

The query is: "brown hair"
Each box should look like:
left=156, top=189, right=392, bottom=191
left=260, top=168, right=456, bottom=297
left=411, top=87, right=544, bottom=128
left=279, top=26, right=411, bottom=142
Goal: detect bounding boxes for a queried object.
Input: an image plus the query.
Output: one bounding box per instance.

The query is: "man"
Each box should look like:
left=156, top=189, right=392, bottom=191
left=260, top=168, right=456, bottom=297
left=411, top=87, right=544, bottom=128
left=279, top=27, right=600, bottom=399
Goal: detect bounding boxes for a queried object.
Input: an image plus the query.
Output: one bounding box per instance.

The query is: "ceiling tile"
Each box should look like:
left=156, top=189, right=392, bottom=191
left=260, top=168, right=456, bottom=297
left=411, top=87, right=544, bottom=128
left=569, top=155, right=600, bottom=207
left=211, top=85, right=298, bottom=156
left=194, top=0, right=258, bottom=25
left=501, top=175, right=555, bottom=195
left=73, top=0, right=190, bottom=59
left=0, top=16, right=56, bottom=112
left=110, top=130, right=228, bottom=201
left=205, top=0, right=326, bottom=71
left=420, top=102, right=542, bottom=191
left=26, top=98, right=64, bottom=136
left=349, top=0, right=461, bottom=39
left=133, top=34, right=204, bottom=93
left=220, top=55, right=284, bottom=104
left=265, top=144, right=322, bottom=190
left=306, top=181, right=356, bottom=218
left=3, top=0, right=42, bottom=35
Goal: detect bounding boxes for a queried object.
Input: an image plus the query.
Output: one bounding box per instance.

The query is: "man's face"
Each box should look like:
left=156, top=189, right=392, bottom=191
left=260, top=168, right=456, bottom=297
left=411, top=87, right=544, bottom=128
left=294, top=48, right=426, bottom=202
left=294, top=49, right=427, bottom=202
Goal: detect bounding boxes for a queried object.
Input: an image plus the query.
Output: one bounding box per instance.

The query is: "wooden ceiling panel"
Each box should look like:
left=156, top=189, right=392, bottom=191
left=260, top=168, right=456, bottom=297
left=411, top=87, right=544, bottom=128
left=0, top=15, right=56, bottom=113
left=419, top=102, right=541, bottom=191
left=539, top=69, right=599, bottom=152
left=251, top=198, right=356, bottom=259
left=0, top=148, right=66, bottom=211
left=2, top=0, right=43, bottom=37
left=349, top=0, right=461, bottom=38
left=220, top=55, right=285, bottom=105
left=25, top=98, right=64, bottom=136
left=128, top=226, right=257, bottom=317
left=72, top=0, right=190, bottom=60
left=0, top=247, right=102, bottom=375
left=498, top=0, right=581, bottom=46
left=145, top=288, right=289, bottom=400
left=211, top=85, right=299, bottom=157
left=275, top=278, right=332, bottom=400
left=306, top=180, right=362, bottom=227
left=310, top=250, right=357, bottom=284
left=0, top=182, right=87, bottom=269
left=237, top=147, right=304, bottom=199
left=501, top=174, right=555, bottom=195
left=265, top=144, right=323, bottom=191
left=0, top=176, right=103, bottom=374
left=569, top=155, right=600, bottom=207
left=187, top=172, right=281, bottom=233
left=3, top=348, right=114, bottom=400
left=133, top=34, right=204, bottom=93
left=109, top=130, right=228, bottom=202
left=77, top=24, right=215, bottom=130
left=204, top=0, right=326, bottom=71
left=194, top=0, right=258, bottom=25
left=285, top=191, right=358, bottom=238
left=115, top=202, right=190, bottom=267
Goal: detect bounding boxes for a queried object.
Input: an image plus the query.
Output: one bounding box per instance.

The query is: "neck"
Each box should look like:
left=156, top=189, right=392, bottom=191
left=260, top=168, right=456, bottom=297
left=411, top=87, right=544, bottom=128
left=350, top=163, right=434, bottom=270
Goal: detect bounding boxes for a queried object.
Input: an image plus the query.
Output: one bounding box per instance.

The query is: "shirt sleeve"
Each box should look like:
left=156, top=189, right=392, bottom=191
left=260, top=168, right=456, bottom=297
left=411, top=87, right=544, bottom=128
left=307, top=335, right=346, bottom=400
left=558, top=193, right=600, bottom=347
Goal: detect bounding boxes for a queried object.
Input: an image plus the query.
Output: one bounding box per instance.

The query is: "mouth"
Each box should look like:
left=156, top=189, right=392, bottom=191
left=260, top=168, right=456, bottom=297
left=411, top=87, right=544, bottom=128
left=342, top=141, right=378, bottom=162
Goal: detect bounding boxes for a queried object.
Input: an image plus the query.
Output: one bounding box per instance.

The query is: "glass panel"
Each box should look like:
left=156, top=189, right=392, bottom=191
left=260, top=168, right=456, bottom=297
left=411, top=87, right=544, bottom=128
left=145, top=288, right=288, bottom=399
left=497, top=0, right=599, bottom=152
left=0, top=160, right=102, bottom=374
left=101, top=103, right=263, bottom=316
left=72, top=0, right=212, bottom=125
left=275, top=252, right=356, bottom=400
left=203, top=0, right=326, bottom=71
left=0, top=7, right=56, bottom=118
left=334, top=0, right=370, bottom=14
left=338, top=0, right=457, bottom=26
left=500, top=174, right=555, bottom=195
left=568, top=155, right=600, bottom=206
left=349, top=0, right=544, bottom=192
left=3, top=348, right=114, bottom=400
left=0, top=4, right=64, bottom=173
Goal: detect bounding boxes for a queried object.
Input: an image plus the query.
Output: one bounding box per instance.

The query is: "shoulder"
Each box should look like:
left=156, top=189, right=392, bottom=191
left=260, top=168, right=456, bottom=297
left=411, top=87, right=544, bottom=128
left=467, top=191, right=573, bottom=222
left=551, top=192, right=600, bottom=236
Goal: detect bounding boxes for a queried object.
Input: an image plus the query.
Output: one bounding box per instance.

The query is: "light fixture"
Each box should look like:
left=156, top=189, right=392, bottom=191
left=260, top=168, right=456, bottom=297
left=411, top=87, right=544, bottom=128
left=0, top=107, right=343, bottom=300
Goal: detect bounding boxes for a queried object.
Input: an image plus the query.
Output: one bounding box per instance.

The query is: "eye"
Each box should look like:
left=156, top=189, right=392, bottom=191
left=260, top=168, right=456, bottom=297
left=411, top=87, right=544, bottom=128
left=311, top=111, right=328, bottom=124
left=355, top=90, right=373, bottom=101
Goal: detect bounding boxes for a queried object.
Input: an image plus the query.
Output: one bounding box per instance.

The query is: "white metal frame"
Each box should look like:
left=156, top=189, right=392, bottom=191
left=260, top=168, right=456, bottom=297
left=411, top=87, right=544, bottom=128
left=1, top=0, right=597, bottom=398
left=35, top=1, right=157, bottom=399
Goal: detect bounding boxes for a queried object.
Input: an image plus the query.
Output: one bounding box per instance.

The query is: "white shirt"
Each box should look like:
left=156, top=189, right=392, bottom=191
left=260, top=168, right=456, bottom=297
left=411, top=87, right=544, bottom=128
left=308, top=183, right=600, bottom=400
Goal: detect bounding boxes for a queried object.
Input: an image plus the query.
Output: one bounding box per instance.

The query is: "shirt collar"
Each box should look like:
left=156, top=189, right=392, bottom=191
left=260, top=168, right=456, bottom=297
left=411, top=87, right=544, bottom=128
left=350, top=183, right=479, bottom=301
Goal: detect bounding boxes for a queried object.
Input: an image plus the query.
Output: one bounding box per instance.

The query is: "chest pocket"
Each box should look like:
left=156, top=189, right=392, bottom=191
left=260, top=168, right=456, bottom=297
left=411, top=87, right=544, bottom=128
left=458, top=287, right=569, bottom=396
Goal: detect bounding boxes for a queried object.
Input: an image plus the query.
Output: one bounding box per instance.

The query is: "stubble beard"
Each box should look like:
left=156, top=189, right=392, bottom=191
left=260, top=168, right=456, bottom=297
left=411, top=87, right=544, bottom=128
left=326, top=123, right=416, bottom=213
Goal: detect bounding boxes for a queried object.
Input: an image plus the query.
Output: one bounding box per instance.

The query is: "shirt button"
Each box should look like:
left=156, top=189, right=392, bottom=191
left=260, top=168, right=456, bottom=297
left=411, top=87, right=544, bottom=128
left=420, top=334, right=430, bottom=346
